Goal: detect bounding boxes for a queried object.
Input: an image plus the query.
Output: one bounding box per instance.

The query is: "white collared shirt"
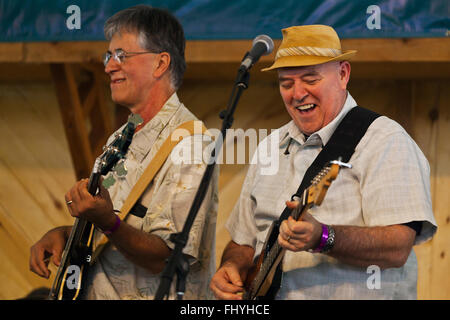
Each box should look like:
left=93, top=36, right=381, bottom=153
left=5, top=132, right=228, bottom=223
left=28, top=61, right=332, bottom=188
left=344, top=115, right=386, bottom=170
left=226, top=92, right=437, bottom=299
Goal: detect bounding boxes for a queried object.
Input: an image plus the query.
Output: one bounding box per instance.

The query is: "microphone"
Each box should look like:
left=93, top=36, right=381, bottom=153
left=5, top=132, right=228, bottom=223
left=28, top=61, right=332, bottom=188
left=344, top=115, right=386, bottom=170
left=240, top=35, right=274, bottom=71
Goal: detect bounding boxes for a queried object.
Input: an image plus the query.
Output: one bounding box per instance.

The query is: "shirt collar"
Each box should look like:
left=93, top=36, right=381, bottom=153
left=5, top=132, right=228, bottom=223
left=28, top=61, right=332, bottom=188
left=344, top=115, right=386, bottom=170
left=128, top=92, right=182, bottom=162
left=280, top=91, right=357, bottom=148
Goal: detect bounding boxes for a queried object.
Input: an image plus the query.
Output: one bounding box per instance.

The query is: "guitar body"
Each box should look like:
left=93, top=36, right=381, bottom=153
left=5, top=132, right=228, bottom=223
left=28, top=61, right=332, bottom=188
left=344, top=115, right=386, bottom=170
left=244, top=221, right=284, bottom=300
left=243, top=161, right=344, bottom=300
left=49, top=220, right=94, bottom=300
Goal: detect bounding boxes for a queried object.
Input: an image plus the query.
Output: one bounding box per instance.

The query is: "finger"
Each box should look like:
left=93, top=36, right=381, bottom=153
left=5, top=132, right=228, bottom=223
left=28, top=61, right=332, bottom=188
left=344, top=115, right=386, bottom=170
left=287, top=216, right=309, bottom=236
left=64, top=191, right=75, bottom=217
left=78, top=178, right=92, bottom=201
left=70, top=180, right=83, bottom=203
left=279, top=220, right=293, bottom=241
left=69, top=180, right=86, bottom=217
left=211, top=282, right=243, bottom=300
left=51, top=243, right=65, bottom=267
left=212, top=267, right=244, bottom=295
left=227, top=266, right=244, bottom=288
left=210, top=275, right=243, bottom=300
left=278, top=233, right=300, bottom=252
left=285, top=200, right=300, bottom=209
left=30, top=246, right=50, bottom=278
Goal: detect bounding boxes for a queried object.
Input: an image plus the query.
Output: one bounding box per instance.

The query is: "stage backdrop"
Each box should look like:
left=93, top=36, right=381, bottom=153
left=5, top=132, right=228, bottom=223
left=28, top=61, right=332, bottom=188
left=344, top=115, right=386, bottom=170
left=0, top=0, right=448, bottom=42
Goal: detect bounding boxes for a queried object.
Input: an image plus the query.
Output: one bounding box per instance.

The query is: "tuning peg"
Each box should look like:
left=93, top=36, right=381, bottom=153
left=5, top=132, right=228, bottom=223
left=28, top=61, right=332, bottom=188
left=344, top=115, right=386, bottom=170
left=330, top=159, right=352, bottom=169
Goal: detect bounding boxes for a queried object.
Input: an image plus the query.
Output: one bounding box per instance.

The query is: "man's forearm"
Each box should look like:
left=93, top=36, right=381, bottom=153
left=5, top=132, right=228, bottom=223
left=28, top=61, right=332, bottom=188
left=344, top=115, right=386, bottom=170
left=327, top=224, right=416, bottom=269
left=107, top=221, right=171, bottom=274
left=221, top=240, right=255, bottom=272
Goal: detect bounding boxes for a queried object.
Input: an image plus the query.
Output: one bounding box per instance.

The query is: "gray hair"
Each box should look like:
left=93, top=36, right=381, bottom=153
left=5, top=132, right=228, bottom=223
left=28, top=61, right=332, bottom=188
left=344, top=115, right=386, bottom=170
left=104, top=5, right=186, bottom=90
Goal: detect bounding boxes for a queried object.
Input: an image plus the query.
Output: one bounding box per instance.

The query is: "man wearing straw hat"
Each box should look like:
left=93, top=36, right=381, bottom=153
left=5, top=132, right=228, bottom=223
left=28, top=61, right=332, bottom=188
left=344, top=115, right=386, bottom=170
left=210, top=25, right=437, bottom=300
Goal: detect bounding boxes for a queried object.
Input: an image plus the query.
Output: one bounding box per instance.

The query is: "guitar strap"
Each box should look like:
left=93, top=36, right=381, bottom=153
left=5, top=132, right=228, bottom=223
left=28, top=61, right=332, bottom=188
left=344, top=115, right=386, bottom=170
left=91, top=120, right=209, bottom=262
left=277, top=106, right=381, bottom=224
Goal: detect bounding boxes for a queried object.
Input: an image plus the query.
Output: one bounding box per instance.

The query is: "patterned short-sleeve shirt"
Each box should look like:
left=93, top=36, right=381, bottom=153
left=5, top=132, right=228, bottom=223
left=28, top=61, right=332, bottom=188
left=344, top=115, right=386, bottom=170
left=83, top=93, right=219, bottom=300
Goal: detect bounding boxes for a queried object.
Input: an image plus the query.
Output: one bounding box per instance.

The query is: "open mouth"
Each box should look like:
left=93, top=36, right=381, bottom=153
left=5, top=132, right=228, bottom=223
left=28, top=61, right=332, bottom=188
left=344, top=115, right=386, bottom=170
left=295, top=103, right=317, bottom=112
left=111, top=78, right=126, bottom=85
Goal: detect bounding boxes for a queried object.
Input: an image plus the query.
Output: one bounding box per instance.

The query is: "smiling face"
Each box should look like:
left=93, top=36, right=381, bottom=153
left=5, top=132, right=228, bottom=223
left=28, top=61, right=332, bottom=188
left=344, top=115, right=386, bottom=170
left=278, top=61, right=351, bottom=135
left=105, top=31, right=166, bottom=112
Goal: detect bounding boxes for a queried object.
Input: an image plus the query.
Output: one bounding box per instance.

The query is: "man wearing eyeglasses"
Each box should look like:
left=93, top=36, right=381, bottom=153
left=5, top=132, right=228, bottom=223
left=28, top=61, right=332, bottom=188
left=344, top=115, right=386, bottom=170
left=29, top=5, right=218, bottom=300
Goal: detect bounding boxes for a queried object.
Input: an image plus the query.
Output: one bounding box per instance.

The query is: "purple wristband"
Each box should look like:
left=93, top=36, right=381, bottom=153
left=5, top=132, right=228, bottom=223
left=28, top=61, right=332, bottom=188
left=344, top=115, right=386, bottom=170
left=312, top=224, right=329, bottom=253
left=103, top=215, right=121, bottom=235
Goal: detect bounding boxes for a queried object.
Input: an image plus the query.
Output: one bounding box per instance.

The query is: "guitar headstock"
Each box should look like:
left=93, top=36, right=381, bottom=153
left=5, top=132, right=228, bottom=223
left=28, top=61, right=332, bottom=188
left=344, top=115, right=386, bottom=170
left=95, top=121, right=136, bottom=176
left=306, top=160, right=350, bottom=206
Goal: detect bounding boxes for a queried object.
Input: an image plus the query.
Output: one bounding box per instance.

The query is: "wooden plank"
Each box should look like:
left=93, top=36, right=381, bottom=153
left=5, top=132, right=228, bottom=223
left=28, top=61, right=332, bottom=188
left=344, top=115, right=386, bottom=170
left=0, top=60, right=448, bottom=85
left=409, top=80, right=450, bottom=299
left=0, top=38, right=448, bottom=63
left=215, top=165, right=248, bottom=267
left=428, top=81, right=450, bottom=299
left=409, top=80, right=435, bottom=299
left=0, top=81, right=76, bottom=299
left=0, top=43, right=24, bottom=62
left=50, top=63, right=94, bottom=179
left=342, top=38, right=450, bottom=62
left=24, top=41, right=107, bottom=63
left=0, top=202, right=55, bottom=299
left=90, top=68, right=114, bottom=156
left=0, top=138, right=74, bottom=238
left=0, top=85, right=76, bottom=227
left=349, top=62, right=450, bottom=79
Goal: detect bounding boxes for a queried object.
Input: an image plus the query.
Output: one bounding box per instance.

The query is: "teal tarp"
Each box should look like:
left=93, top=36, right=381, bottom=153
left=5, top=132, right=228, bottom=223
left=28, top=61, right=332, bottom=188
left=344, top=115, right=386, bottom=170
left=0, top=0, right=448, bottom=42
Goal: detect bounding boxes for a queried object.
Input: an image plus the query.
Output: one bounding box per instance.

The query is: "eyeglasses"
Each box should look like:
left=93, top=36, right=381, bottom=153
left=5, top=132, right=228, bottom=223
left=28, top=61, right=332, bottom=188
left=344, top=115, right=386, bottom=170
left=103, top=49, right=158, bottom=66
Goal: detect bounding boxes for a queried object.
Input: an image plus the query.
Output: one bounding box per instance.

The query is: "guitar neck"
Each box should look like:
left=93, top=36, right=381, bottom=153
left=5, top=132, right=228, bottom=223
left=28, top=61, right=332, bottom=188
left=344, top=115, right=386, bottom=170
left=87, top=171, right=100, bottom=195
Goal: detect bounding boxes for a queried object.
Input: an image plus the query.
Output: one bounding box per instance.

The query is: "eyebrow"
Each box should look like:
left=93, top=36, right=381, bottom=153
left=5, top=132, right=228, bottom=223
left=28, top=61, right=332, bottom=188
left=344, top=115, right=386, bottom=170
left=107, top=48, right=124, bottom=54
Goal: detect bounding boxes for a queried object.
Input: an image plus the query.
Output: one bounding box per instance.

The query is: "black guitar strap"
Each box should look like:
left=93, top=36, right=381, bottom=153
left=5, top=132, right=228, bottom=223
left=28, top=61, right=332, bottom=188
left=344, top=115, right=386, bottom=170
left=277, top=106, right=381, bottom=223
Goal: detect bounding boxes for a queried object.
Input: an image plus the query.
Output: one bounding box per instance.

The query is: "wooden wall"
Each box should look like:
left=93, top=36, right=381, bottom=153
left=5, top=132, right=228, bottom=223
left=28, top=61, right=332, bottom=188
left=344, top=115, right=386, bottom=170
left=0, top=58, right=448, bottom=299
left=0, top=81, right=76, bottom=299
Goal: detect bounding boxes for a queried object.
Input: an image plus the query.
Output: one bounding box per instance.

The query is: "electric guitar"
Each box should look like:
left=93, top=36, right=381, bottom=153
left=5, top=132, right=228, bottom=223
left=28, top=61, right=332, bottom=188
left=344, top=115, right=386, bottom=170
left=48, top=121, right=135, bottom=300
left=243, top=160, right=350, bottom=300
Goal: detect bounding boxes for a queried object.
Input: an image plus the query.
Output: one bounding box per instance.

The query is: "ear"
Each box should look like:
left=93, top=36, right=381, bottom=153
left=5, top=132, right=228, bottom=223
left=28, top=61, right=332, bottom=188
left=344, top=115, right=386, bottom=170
left=338, top=61, right=351, bottom=89
left=153, top=52, right=171, bottom=78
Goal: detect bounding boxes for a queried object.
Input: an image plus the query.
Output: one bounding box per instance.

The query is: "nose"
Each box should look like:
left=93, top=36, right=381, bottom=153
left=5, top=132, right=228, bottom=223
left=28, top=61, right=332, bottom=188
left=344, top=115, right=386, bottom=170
left=104, top=56, right=120, bottom=75
left=292, top=81, right=308, bottom=102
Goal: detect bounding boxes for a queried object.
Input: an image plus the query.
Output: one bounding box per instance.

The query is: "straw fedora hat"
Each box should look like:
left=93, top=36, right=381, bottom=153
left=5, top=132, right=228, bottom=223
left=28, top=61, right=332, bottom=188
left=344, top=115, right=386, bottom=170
left=262, top=25, right=356, bottom=71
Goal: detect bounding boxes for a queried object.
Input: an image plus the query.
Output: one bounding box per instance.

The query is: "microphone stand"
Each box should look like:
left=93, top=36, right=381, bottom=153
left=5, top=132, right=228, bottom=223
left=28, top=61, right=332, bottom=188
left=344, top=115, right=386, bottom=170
left=154, top=63, right=251, bottom=300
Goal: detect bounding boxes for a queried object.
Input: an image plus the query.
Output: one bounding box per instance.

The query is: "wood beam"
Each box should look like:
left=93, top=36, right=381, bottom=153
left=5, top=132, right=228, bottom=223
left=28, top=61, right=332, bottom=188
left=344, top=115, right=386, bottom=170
left=49, top=63, right=113, bottom=180
left=50, top=63, right=93, bottom=179
left=0, top=38, right=448, bottom=63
